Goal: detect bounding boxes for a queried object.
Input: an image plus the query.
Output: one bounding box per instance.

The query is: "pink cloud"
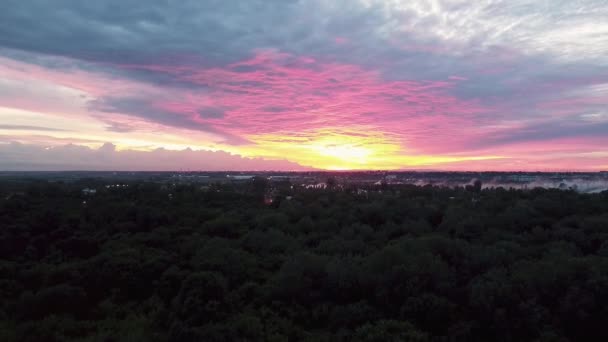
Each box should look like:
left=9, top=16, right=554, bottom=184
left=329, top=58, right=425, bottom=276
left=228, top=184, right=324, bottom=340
left=2, top=50, right=606, bottom=171
left=123, top=50, right=486, bottom=153
left=334, top=37, right=349, bottom=45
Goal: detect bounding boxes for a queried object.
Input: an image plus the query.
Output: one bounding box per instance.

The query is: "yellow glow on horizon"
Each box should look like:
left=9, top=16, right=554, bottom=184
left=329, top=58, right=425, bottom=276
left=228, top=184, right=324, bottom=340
left=317, top=143, right=372, bottom=162
left=239, top=127, right=503, bottom=170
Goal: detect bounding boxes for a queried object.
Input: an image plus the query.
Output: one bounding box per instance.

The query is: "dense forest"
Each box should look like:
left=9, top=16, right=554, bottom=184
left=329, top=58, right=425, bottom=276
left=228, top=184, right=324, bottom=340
left=1, top=178, right=608, bottom=341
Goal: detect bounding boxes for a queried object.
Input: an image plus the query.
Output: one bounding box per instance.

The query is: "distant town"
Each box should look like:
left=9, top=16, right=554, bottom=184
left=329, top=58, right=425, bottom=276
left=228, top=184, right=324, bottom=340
left=1, top=170, right=607, bottom=194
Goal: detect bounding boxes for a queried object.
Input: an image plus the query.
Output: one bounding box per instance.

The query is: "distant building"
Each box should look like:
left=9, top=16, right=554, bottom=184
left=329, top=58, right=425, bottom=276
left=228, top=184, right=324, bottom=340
left=82, top=188, right=97, bottom=195
left=263, top=194, right=274, bottom=205
left=227, top=175, right=255, bottom=181
left=305, top=183, right=327, bottom=189
left=105, top=184, right=128, bottom=189
left=356, top=189, right=368, bottom=196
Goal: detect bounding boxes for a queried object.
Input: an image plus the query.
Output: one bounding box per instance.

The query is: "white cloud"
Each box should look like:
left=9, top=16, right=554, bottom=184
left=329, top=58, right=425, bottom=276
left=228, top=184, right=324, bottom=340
left=0, top=142, right=312, bottom=171
left=370, top=0, right=608, bottom=63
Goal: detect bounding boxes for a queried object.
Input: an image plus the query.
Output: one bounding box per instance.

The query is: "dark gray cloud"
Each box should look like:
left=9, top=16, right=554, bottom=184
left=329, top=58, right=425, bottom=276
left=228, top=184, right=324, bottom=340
left=89, top=97, right=207, bottom=130
left=260, top=106, right=288, bottom=113
left=1, top=0, right=604, bottom=70
left=0, top=0, right=300, bottom=66
left=472, top=121, right=608, bottom=149
left=104, top=121, right=135, bottom=133
left=1, top=0, right=604, bottom=94
left=198, top=107, right=226, bottom=119
left=89, top=96, right=248, bottom=145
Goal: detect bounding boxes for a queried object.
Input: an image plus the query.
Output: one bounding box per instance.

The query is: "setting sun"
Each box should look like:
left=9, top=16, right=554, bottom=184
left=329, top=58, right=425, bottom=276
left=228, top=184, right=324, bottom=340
left=235, top=127, right=503, bottom=170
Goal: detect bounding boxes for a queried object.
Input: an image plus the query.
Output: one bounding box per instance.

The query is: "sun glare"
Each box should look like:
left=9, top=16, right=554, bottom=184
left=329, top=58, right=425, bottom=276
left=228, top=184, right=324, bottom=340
left=236, top=127, right=505, bottom=170
left=317, top=144, right=372, bottom=162
left=239, top=127, right=397, bottom=170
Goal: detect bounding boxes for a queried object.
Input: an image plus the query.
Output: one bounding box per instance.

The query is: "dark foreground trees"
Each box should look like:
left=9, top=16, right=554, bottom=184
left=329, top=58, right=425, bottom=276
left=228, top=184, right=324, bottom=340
left=1, top=180, right=607, bottom=341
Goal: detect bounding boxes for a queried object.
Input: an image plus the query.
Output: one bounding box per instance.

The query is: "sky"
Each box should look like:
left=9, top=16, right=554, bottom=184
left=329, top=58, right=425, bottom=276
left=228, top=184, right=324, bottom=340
left=0, top=0, right=607, bottom=171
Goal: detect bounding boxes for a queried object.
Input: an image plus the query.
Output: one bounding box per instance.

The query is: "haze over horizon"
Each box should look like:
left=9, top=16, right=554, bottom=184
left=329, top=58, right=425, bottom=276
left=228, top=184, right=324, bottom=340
left=1, top=1, right=607, bottom=171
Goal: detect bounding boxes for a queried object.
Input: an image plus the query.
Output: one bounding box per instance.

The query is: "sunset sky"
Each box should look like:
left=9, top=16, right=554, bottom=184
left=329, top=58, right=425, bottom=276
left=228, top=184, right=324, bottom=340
left=1, top=0, right=607, bottom=171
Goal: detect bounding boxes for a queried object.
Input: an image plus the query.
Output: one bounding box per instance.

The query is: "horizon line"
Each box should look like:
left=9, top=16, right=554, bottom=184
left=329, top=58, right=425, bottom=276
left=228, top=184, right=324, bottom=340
left=1, top=170, right=606, bottom=173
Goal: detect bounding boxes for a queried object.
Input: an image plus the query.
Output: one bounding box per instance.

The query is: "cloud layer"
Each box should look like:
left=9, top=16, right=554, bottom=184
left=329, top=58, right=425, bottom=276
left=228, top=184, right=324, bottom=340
left=0, top=0, right=607, bottom=170
left=0, top=142, right=311, bottom=171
